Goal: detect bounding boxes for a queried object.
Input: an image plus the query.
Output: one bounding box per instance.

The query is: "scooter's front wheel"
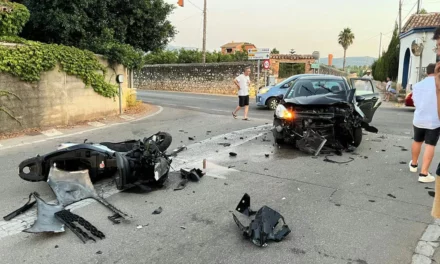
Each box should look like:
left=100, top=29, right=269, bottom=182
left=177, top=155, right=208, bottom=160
left=155, top=132, right=172, bottom=152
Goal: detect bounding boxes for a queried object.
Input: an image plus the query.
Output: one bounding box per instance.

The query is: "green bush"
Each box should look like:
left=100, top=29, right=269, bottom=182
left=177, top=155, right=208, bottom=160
left=0, top=38, right=118, bottom=98
left=0, top=1, right=30, bottom=36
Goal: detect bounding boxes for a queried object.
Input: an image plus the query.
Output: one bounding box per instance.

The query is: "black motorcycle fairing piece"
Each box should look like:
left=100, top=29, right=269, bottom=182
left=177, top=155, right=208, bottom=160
left=47, top=167, right=127, bottom=219
left=3, top=193, right=36, bottom=221
left=19, top=144, right=115, bottom=182
left=23, top=192, right=65, bottom=234
left=232, top=193, right=291, bottom=247
left=55, top=210, right=105, bottom=243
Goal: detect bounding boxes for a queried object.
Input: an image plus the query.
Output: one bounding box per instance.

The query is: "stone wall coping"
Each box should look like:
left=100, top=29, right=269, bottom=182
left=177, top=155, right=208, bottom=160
left=142, top=62, right=254, bottom=68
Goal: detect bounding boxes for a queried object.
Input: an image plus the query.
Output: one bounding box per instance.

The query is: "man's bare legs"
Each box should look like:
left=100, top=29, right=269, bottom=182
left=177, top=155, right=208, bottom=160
left=244, top=105, right=249, bottom=119
left=411, top=141, right=422, bottom=167
left=233, top=106, right=241, bottom=116
left=421, top=144, right=436, bottom=175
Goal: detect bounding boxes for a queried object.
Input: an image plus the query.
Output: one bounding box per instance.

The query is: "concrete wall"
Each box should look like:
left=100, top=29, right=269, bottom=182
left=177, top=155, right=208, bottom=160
left=134, top=62, right=258, bottom=95
left=398, top=32, right=437, bottom=89
left=0, top=54, right=129, bottom=134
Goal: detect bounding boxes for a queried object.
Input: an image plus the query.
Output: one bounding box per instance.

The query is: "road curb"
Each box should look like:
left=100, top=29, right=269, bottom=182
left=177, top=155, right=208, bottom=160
left=412, top=220, right=440, bottom=264
left=0, top=106, right=164, bottom=152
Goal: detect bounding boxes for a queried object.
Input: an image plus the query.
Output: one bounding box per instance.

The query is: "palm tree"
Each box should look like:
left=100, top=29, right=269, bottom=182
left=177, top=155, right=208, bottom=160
left=338, top=28, right=355, bottom=71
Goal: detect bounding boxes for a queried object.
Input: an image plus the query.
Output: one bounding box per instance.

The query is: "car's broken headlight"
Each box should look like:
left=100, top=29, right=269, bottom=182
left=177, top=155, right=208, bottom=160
left=275, top=105, right=294, bottom=119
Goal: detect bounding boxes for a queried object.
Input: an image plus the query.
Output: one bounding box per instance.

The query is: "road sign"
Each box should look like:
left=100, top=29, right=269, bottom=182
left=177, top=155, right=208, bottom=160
left=248, top=48, right=270, bottom=60
left=311, top=63, right=319, bottom=69
left=263, top=59, right=270, bottom=69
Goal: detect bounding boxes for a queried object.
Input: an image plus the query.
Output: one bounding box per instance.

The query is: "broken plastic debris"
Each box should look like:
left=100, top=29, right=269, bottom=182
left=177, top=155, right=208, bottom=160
left=137, top=225, right=143, bottom=229
left=96, top=251, right=103, bottom=255
left=229, top=152, right=237, bottom=157
left=265, top=154, right=269, bottom=158
left=3, top=193, right=36, bottom=221
left=152, top=207, right=163, bottom=215
left=323, top=156, right=354, bottom=164
left=24, top=192, right=65, bottom=234
left=218, top=143, right=231, bottom=147
left=188, top=137, right=195, bottom=140
left=232, top=193, right=291, bottom=247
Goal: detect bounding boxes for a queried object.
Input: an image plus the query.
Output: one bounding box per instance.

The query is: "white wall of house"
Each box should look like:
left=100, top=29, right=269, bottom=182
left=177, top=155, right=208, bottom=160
left=398, top=31, right=436, bottom=89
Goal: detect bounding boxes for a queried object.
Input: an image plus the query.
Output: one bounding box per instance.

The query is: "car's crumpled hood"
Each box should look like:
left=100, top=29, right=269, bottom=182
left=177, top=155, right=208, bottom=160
left=283, top=90, right=355, bottom=106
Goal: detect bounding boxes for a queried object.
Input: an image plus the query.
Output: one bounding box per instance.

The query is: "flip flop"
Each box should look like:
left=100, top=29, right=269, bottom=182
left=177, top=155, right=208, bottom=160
left=232, top=112, right=237, bottom=119
left=243, top=118, right=250, bottom=121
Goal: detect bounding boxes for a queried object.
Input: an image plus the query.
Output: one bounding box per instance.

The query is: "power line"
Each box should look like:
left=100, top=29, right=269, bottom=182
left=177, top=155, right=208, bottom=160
left=187, top=0, right=203, bottom=11
left=403, top=1, right=418, bottom=21
left=177, top=13, right=202, bottom=22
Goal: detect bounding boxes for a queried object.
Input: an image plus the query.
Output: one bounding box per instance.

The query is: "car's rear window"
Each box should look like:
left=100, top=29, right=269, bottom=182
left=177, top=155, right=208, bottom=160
left=285, top=79, right=347, bottom=98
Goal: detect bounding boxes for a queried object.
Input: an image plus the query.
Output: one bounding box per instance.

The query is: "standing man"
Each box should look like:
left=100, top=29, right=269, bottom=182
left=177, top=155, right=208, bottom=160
left=362, top=70, right=373, bottom=79
left=384, top=77, right=396, bottom=102
left=409, top=63, right=439, bottom=183
left=232, top=66, right=251, bottom=121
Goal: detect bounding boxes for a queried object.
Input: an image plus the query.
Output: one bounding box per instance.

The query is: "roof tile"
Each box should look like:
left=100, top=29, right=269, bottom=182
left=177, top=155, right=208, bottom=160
left=402, top=12, right=440, bottom=33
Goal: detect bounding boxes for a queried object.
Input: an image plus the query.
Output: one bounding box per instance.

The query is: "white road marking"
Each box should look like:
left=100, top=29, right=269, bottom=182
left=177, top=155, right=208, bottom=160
left=138, top=92, right=230, bottom=102
left=185, top=106, right=201, bottom=109
left=0, top=124, right=269, bottom=240
left=41, top=129, right=63, bottom=137
left=0, top=106, right=164, bottom=152
left=119, top=115, right=135, bottom=121
left=87, top=121, right=106, bottom=127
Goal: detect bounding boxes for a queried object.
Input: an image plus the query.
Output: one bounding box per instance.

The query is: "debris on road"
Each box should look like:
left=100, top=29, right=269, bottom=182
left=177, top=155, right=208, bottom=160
left=55, top=210, right=105, bottom=243
left=232, top=193, right=291, bottom=247
left=174, top=168, right=205, bottom=191
left=152, top=207, right=163, bottom=215
left=229, top=152, right=237, bottom=157
left=188, top=137, right=195, bottom=141
left=3, top=193, right=36, bottom=221
left=323, top=155, right=355, bottom=164
left=96, top=251, right=103, bottom=255
left=180, top=226, right=186, bottom=230
left=387, top=194, right=396, bottom=199
left=24, top=192, right=65, bottom=234
left=429, top=191, right=435, bottom=198
left=218, top=143, right=231, bottom=147
left=265, top=154, right=269, bottom=158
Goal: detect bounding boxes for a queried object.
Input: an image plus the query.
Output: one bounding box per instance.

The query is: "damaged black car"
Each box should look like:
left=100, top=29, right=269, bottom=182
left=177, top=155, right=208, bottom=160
left=272, top=76, right=381, bottom=155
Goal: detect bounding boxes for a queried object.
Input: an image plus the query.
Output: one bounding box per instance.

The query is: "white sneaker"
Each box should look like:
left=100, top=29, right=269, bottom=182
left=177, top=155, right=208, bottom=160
left=418, top=173, right=435, bottom=183
left=409, top=160, right=418, bottom=173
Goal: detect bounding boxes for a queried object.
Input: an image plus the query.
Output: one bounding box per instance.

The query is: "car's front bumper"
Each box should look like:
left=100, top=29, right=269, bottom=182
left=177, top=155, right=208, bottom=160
left=256, top=95, right=267, bottom=106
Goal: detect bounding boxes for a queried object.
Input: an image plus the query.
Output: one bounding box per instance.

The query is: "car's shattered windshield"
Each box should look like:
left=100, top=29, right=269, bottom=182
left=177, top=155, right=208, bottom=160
left=285, top=79, right=348, bottom=99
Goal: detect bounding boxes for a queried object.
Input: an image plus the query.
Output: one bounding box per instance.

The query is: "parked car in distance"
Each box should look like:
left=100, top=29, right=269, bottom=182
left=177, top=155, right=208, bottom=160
left=256, top=74, right=324, bottom=110
left=405, top=91, right=414, bottom=107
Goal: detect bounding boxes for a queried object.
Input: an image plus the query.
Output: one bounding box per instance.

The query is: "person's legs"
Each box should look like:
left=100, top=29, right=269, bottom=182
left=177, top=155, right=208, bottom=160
left=233, top=96, right=244, bottom=118
left=243, top=96, right=250, bottom=120
left=411, top=126, right=425, bottom=172
left=421, top=128, right=440, bottom=175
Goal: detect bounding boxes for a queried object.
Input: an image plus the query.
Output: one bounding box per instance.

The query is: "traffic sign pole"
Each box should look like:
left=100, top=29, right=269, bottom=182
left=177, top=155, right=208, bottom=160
left=257, top=59, right=260, bottom=91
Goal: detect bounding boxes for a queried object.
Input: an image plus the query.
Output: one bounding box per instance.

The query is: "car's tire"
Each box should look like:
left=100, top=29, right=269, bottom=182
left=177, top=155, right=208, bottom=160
left=155, top=132, right=172, bottom=152
left=266, top=97, right=279, bottom=110
left=353, top=127, right=362, bottom=147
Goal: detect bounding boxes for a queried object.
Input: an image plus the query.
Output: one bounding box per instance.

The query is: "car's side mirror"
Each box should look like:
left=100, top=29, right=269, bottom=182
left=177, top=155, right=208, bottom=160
left=356, top=96, right=366, bottom=102
left=282, top=84, right=289, bottom=88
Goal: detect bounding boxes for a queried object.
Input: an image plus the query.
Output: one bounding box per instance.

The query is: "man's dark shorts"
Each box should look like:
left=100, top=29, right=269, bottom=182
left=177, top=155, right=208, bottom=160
left=238, top=95, right=249, bottom=107
left=413, top=126, right=440, bottom=146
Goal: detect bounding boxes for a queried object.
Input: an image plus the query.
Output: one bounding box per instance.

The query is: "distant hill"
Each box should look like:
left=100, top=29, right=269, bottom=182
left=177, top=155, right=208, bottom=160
left=319, top=57, right=376, bottom=68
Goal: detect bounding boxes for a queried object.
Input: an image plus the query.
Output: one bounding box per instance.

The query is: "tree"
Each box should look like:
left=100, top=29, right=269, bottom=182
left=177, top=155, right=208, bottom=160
left=338, top=28, right=355, bottom=71
left=18, top=0, right=176, bottom=53
left=271, top=48, right=280, bottom=54
left=419, top=8, right=428, bottom=14
left=371, top=23, right=400, bottom=81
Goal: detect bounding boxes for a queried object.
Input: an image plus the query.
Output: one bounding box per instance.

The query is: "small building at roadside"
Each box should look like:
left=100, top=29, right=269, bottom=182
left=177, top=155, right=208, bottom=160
left=221, top=42, right=256, bottom=55
left=398, top=12, right=439, bottom=90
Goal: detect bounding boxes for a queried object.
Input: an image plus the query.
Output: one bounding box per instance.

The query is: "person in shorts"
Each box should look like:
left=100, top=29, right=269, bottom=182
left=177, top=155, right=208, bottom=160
left=409, top=63, right=440, bottom=183
left=384, top=77, right=396, bottom=101
left=232, top=66, right=251, bottom=121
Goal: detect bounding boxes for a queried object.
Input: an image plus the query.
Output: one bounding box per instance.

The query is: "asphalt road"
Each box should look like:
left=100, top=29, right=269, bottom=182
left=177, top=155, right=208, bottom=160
left=0, top=90, right=438, bottom=264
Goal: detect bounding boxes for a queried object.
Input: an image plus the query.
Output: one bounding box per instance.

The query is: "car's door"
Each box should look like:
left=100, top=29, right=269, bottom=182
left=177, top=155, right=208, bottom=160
left=350, top=78, right=381, bottom=123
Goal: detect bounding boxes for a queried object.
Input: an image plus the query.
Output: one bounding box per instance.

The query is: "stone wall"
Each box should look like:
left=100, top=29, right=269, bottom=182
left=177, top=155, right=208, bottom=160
left=318, top=65, right=349, bottom=77
left=0, top=55, right=130, bottom=134
left=134, top=62, right=258, bottom=95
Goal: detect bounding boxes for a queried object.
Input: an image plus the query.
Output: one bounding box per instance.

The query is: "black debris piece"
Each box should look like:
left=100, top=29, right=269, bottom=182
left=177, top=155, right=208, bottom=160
left=152, top=207, right=163, bottom=215
left=175, top=168, right=205, bottom=191
left=229, top=152, right=237, bottom=157
left=381, top=149, right=386, bottom=152
left=401, top=148, right=408, bottom=152
left=335, top=204, right=341, bottom=207
left=369, top=200, right=376, bottom=203
left=3, top=193, right=36, bottom=221
left=426, top=187, right=434, bottom=190
left=228, top=165, right=235, bottom=169
left=96, top=251, right=103, bottom=255
left=265, top=154, right=270, bottom=158
left=364, top=156, right=368, bottom=159
left=232, top=193, right=291, bottom=247
left=240, top=137, right=244, bottom=140
left=400, top=161, right=407, bottom=164
left=55, top=245, right=59, bottom=249
left=224, top=137, right=228, bottom=140
left=429, top=191, right=435, bottom=198
left=323, top=155, right=354, bottom=164
left=224, top=183, right=229, bottom=186
left=180, top=226, right=186, bottom=230
left=188, top=137, right=195, bottom=141
left=218, top=143, right=231, bottom=147
left=179, top=130, right=184, bottom=132
left=387, top=194, right=396, bottom=199
left=55, top=210, right=105, bottom=243
left=207, top=131, right=212, bottom=133
left=108, top=214, right=123, bottom=224
left=371, top=139, right=382, bottom=142
left=264, top=168, right=268, bottom=171
left=262, top=138, right=271, bottom=142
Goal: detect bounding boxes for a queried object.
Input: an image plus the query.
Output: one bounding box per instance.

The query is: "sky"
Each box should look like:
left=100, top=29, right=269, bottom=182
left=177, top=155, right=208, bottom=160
left=164, top=0, right=440, bottom=58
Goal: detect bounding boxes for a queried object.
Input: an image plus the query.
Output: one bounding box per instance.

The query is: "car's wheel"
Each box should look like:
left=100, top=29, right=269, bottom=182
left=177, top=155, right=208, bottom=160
left=267, top=98, right=279, bottom=110
left=353, top=127, right=362, bottom=147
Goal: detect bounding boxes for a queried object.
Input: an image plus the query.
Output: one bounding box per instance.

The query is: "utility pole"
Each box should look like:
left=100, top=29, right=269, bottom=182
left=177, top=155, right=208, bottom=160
left=202, top=0, right=207, bottom=64
left=379, top=32, right=382, bottom=58
left=399, top=0, right=402, bottom=33
left=417, top=0, right=420, bottom=13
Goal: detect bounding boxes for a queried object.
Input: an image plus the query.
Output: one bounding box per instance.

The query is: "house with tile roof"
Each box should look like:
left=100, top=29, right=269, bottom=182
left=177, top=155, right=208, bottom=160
left=220, top=42, right=256, bottom=55
left=398, top=12, right=440, bottom=90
